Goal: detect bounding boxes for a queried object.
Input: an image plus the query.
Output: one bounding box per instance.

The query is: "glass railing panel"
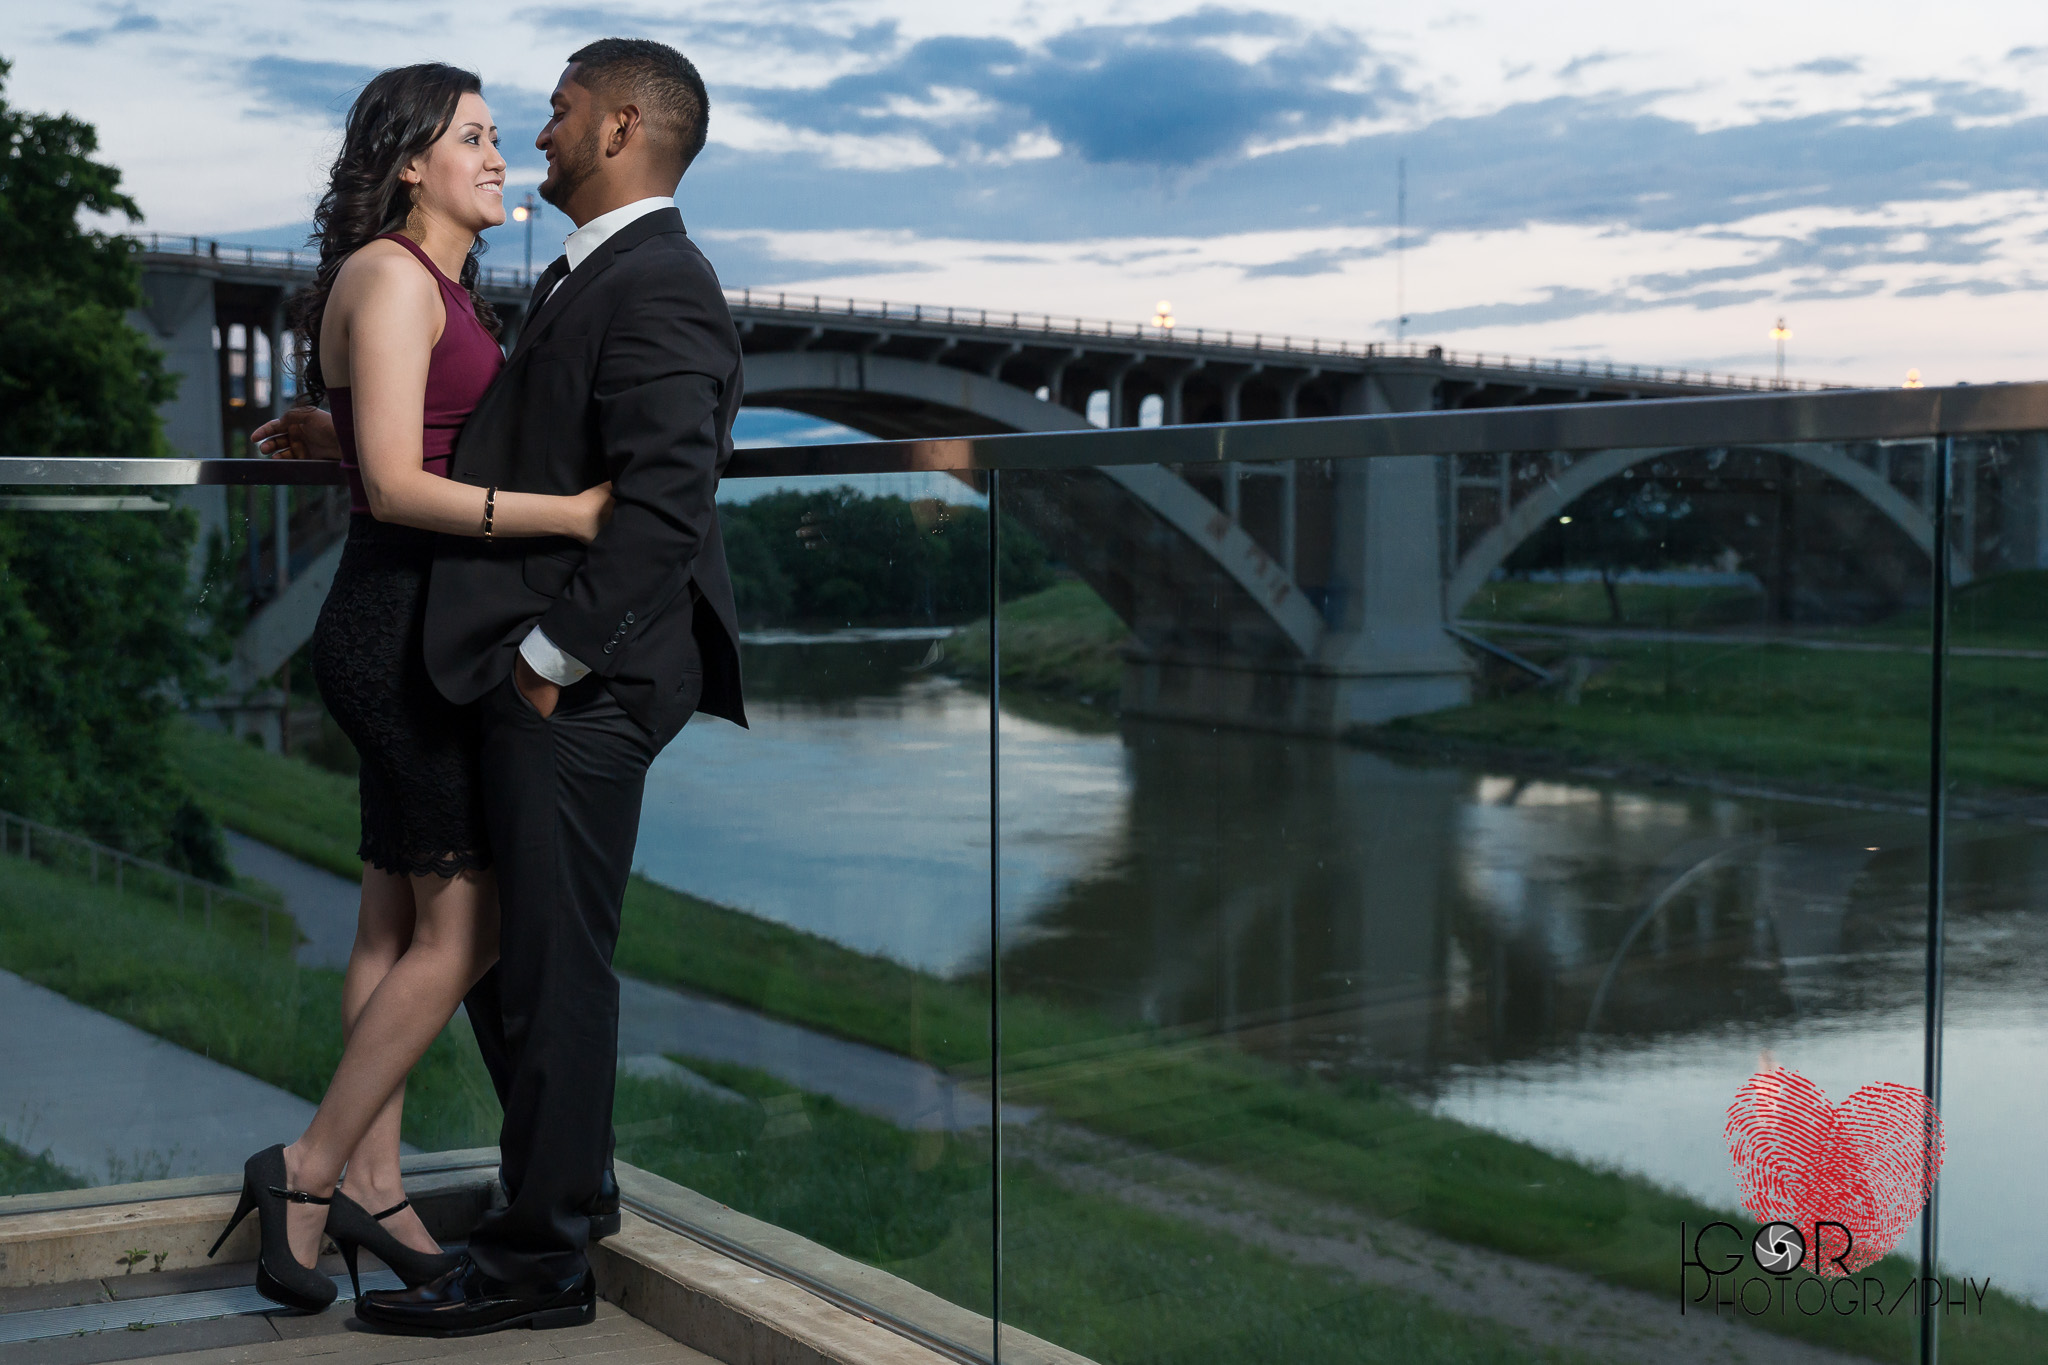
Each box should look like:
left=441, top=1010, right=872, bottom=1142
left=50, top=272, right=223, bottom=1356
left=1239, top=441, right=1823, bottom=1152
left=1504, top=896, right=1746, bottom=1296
left=616, top=469, right=996, bottom=1347
left=1934, top=431, right=2048, bottom=1361
left=992, top=441, right=1957, bottom=1363
left=1, top=467, right=1000, bottom=1355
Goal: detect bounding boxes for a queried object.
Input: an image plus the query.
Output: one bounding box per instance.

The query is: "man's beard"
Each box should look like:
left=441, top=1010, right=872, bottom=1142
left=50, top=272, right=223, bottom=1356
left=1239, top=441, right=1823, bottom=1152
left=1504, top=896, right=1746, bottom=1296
left=539, top=123, right=602, bottom=210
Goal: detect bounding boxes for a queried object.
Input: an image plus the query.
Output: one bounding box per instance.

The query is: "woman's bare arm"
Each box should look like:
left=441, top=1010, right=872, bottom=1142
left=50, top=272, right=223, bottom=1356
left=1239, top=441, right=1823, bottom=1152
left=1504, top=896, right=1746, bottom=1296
left=328, top=242, right=609, bottom=542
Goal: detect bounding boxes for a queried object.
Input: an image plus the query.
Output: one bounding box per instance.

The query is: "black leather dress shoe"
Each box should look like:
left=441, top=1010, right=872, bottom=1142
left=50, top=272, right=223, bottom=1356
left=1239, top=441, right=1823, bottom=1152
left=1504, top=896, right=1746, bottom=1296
left=354, top=1256, right=595, bottom=1337
left=587, top=1167, right=621, bottom=1240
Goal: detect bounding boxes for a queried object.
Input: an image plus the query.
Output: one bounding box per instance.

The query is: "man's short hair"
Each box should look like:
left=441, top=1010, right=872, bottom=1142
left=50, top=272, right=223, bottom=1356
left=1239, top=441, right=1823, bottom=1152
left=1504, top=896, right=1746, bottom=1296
left=567, top=37, right=709, bottom=178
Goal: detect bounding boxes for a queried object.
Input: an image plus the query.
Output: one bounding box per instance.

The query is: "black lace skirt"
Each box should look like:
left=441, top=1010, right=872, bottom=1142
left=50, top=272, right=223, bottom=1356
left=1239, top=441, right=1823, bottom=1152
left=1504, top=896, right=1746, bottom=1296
left=310, top=515, right=491, bottom=878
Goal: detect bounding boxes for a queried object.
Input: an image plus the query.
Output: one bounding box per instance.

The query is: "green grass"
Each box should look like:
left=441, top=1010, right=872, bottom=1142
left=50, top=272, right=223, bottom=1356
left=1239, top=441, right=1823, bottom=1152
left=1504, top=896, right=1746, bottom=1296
left=164, top=713, right=2048, bottom=1362
left=173, top=723, right=364, bottom=880
left=0, top=852, right=499, bottom=1156
left=1462, top=578, right=1771, bottom=630
left=0, top=1138, right=80, bottom=1197
left=948, top=578, right=1130, bottom=703
left=615, top=1061, right=1600, bottom=1365
left=1398, top=632, right=2048, bottom=799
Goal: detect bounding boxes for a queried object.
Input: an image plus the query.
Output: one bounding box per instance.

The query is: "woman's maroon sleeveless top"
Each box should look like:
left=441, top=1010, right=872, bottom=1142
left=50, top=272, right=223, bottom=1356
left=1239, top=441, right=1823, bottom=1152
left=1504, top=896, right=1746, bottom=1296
left=330, top=233, right=504, bottom=513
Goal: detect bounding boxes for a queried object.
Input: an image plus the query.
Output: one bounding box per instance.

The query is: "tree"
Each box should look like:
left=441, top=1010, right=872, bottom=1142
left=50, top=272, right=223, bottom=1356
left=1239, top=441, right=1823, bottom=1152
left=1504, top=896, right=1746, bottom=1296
left=718, top=487, right=1052, bottom=627
left=0, top=57, right=226, bottom=877
left=1504, top=473, right=1725, bottom=623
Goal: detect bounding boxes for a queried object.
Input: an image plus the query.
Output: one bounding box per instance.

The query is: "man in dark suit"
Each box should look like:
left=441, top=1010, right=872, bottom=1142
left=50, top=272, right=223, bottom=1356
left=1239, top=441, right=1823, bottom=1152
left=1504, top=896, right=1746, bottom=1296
left=357, top=37, right=745, bottom=1337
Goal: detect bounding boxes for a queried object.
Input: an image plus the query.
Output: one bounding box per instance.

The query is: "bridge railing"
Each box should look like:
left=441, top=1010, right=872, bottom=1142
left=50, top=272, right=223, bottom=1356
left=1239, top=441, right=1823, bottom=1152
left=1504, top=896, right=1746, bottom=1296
left=137, top=232, right=1834, bottom=392
left=727, top=285, right=1839, bottom=392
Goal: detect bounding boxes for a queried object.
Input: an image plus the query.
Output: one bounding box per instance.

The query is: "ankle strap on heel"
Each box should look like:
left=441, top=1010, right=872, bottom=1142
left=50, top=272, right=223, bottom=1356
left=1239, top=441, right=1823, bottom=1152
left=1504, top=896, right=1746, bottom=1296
left=267, top=1186, right=333, bottom=1206
left=370, top=1199, right=410, bottom=1221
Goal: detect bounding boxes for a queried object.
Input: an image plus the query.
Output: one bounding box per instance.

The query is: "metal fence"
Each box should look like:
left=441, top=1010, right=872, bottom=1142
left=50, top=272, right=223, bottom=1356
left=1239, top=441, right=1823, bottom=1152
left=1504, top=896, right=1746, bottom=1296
left=0, top=808, right=286, bottom=948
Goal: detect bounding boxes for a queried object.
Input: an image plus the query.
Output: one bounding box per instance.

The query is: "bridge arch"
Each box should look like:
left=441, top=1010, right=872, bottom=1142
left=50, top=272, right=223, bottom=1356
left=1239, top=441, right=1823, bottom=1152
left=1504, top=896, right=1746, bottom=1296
left=746, top=352, right=1325, bottom=658
left=1446, top=443, right=1967, bottom=614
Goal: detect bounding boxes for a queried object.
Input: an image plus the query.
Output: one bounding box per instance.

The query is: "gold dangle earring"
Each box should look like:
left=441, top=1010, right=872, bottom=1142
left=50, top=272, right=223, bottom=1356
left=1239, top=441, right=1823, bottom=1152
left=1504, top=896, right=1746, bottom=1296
left=402, top=173, right=426, bottom=244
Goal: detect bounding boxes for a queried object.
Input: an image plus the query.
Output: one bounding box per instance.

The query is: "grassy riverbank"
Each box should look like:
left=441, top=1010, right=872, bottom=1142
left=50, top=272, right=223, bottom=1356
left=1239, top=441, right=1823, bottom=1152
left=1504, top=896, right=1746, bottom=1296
left=946, top=577, right=1128, bottom=703
left=0, top=852, right=500, bottom=1156
left=157, top=725, right=2048, bottom=1362
left=615, top=1060, right=1597, bottom=1365
left=947, top=574, right=2048, bottom=803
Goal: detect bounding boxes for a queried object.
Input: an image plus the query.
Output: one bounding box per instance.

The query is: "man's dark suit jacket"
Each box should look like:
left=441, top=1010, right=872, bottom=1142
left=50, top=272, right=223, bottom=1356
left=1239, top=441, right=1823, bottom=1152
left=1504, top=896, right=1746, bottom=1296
left=425, top=206, right=746, bottom=738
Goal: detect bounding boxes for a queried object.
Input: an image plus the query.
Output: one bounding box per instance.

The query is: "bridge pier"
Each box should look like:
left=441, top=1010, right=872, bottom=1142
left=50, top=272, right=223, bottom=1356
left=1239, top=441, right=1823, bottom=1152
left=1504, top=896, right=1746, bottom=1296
left=1120, top=369, right=1471, bottom=735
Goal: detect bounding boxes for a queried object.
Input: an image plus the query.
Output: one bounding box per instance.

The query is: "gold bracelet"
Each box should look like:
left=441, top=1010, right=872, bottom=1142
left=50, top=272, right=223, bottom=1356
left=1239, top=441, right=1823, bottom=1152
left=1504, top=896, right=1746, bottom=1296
left=483, top=486, right=497, bottom=540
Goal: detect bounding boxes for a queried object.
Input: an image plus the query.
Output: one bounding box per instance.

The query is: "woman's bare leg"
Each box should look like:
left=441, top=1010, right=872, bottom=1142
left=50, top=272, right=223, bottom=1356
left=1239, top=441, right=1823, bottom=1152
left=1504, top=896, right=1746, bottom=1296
left=331, top=868, right=442, bottom=1256
left=279, top=867, right=499, bottom=1268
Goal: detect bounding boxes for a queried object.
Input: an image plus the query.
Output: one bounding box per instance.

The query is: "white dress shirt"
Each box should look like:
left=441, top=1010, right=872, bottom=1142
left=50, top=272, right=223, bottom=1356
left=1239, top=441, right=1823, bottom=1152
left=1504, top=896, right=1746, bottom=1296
left=517, top=196, right=677, bottom=687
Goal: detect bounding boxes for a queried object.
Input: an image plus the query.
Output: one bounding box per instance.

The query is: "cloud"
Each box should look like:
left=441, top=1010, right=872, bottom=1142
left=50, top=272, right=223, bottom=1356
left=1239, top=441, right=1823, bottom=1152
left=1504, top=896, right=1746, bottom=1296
left=1557, top=50, right=1624, bottom=81
left=694, top=232, right=924, bottom=287
left=238, top=57, right=551, bottom=171
left=730, top=8, right=1410, bottom=168
left=1886, top=78, right=2024, bottom=118
left=57, top=8, right=159, bottom=44
left=678, top=93, right=2048, bottom=249
left=244, top=56, right=379, bottom=120
left=517, top=7, right=902, bottom=58
left=1895, top=276, right=2048, bottom=298
left=1402, top=285, right=1772, bottom=333
left=1785, top=57, right=1861, bottom=77
left=1241, top=243, right=1386, bottom=278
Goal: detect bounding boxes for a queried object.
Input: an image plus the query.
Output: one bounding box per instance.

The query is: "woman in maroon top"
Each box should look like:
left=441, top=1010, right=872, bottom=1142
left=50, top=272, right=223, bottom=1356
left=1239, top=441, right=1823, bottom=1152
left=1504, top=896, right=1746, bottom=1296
left=229, top=66, right=611, bottom=1313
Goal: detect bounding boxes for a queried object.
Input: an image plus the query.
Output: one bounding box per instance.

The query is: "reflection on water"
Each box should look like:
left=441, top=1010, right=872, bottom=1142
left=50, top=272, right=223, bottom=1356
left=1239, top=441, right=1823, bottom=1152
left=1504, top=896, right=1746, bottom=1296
left=639, top=638, right=2048, bottom=1303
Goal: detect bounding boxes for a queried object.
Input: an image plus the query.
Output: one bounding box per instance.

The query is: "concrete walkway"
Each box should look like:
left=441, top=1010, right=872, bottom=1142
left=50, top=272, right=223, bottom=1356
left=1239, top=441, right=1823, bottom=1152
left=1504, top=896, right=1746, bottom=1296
left=6, top=837, right=1008, bottom=1184
left=226, top=830, right=1012, bottom=1131
left=223, top=832, right=359, bottom=970
left=0, top=970, right=316, bottom=1185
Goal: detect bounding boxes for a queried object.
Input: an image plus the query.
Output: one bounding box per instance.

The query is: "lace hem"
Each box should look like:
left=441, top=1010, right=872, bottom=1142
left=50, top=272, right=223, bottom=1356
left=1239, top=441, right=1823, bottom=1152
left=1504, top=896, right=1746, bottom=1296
left=361, top=840, right=493, bottom=880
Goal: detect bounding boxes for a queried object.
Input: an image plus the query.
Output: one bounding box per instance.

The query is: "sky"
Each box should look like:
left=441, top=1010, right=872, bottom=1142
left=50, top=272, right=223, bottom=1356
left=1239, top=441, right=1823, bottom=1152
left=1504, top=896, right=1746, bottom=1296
left=8, top=1, right=2048, bottom=388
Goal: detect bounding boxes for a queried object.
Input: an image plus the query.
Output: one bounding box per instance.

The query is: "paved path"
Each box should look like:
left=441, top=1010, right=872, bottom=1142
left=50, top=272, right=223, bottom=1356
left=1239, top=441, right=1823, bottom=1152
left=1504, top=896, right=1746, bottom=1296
left=0, top=970, right=317, bottom=1185
left=223, top=833, right=359, bottom=970
left=8, top=837, right=1007, bottom=1185
left=227, top=829, right=1012, bottom=1131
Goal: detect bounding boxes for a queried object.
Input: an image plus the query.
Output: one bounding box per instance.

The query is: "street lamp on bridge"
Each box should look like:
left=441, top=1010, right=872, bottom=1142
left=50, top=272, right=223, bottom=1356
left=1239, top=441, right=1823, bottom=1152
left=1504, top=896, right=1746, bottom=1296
left=1152, top=299, right=1176, bottom=331
left=512, top=193, right=539, bottom=280
left=1769, top=317, right=1791, bottom=386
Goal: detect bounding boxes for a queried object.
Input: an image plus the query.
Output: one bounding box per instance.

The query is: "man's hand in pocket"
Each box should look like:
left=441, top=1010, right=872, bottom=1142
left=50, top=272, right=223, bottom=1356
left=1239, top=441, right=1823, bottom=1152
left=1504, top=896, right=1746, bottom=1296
left=514, top=654, right=561, bottom=719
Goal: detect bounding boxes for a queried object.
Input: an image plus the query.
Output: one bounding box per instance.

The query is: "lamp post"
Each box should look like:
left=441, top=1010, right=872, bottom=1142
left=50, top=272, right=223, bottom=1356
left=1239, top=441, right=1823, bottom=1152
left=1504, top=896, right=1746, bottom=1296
left=1769, top=317, right=1791, bottom=387
left=512, top=194, right=538, bottom=280
left=1152, top=299, right=1175, bottom=332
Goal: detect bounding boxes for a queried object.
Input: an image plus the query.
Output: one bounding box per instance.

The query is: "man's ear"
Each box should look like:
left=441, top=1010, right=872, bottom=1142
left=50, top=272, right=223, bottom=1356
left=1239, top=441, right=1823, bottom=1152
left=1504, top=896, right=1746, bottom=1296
left=603, top=104, right=643, bottom=159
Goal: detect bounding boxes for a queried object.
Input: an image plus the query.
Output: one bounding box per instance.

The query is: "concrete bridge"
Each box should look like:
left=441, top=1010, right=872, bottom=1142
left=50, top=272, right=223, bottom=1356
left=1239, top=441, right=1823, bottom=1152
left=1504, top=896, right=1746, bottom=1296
left=134, top=234, right=2041, bottom=743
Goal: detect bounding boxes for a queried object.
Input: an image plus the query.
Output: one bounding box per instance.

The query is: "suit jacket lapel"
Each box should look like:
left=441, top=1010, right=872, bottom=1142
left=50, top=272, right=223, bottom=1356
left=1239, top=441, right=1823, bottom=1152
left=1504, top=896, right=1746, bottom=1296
left=507, top=206, right=684, bottom=364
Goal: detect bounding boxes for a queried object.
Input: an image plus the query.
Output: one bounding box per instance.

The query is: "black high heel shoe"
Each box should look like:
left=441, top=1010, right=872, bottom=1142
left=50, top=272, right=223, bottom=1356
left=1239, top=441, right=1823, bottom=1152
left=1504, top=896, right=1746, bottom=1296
left=207, top=1144, right=337, bottom=1313
left=325, top=1190, right=461, bottom=1297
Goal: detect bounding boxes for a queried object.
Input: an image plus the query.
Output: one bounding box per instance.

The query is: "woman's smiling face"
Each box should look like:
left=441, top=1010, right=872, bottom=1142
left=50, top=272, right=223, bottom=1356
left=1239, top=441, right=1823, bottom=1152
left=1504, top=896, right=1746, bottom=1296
left=407, top=91, right=507, bottom=232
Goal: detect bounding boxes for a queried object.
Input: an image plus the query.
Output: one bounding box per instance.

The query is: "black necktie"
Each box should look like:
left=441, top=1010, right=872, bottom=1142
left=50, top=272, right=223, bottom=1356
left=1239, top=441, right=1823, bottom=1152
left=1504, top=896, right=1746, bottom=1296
left=526, top=254, right=570, bottom=317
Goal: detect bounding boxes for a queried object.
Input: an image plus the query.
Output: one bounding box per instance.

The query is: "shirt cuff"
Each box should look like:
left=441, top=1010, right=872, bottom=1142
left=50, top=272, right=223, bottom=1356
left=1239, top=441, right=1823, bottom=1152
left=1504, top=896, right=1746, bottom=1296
left=519, top=625, right=591, bottom=686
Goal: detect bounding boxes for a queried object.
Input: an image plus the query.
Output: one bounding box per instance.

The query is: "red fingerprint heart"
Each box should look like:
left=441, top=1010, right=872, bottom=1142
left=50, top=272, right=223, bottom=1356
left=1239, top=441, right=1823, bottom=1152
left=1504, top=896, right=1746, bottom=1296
left=1724, top=1068, right=1943, bottom=1274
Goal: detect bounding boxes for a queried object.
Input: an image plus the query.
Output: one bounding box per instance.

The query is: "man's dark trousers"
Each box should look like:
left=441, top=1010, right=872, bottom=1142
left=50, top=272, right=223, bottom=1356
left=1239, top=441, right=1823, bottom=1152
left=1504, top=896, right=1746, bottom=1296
left=461, top=670, right=672, bottom=1285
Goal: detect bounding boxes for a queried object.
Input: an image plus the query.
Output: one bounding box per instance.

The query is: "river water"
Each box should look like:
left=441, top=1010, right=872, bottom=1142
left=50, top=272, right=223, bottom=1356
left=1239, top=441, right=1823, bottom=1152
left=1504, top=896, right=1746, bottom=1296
left=636, top=637, right=2048, bottom=1305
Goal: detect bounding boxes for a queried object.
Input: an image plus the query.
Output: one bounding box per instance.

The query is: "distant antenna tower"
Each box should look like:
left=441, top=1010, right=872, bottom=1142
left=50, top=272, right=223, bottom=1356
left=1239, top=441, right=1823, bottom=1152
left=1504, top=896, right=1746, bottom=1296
left=1396, top=157, right=1408, bottom=345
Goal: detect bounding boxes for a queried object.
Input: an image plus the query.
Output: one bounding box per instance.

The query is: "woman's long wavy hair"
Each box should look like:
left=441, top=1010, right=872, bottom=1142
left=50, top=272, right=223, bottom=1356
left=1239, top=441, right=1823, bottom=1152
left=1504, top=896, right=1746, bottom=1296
left=288, top=63, right=501, bottom=406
